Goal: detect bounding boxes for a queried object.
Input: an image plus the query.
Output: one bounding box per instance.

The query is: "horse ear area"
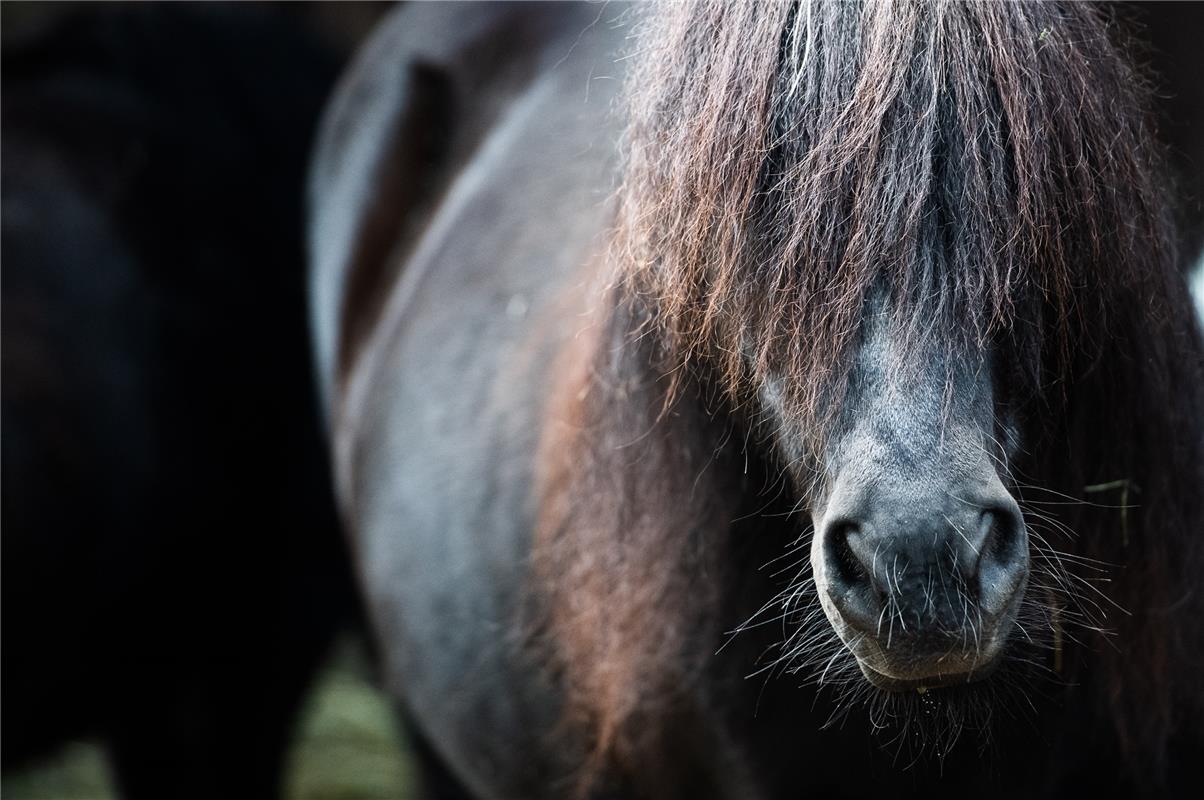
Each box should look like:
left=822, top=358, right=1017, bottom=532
left=397, top=62, right=457, bottom=190
left=334, top=60, right=456, bottom=372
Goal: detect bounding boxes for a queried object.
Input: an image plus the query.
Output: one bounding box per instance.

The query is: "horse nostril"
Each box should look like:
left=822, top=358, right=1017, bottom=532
left=819, top=518, right=882, bottom=633
left=825, top=519, right=871, bottom=590
left=973, top=502, right=1027, bottom=618
left=978, top=505, right=1023, bottom=571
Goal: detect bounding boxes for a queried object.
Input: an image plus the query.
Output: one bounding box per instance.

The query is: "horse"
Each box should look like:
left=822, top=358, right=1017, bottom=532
left=2, top=6, right=359, bottom=796
left=309, top=2, right=1204, bottom=798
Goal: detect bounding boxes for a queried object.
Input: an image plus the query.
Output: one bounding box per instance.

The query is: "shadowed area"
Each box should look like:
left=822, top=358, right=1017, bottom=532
left=1, top=638, right=417, bottom=800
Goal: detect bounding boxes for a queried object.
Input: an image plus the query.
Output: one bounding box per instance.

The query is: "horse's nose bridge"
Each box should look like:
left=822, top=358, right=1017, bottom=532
left=844, top=483, right=987, bottom=586
left=827, top=407, right=1009, bottom=555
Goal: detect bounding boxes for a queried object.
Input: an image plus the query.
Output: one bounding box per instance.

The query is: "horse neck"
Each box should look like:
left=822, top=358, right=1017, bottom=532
left=529, top=292, right=768, bottom=786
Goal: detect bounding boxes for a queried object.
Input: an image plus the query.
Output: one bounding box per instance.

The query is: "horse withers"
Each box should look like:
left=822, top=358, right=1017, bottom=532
left=310, top=3, right=1204, bottom=798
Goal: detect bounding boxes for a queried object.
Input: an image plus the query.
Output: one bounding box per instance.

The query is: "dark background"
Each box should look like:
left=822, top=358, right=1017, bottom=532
left=1, top=3, right=410, bottom=798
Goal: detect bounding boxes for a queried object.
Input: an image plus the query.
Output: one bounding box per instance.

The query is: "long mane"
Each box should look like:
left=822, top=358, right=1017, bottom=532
left=615, top=1, right=1181, bottom=429
left=535, top=0, right=1204, bottom=788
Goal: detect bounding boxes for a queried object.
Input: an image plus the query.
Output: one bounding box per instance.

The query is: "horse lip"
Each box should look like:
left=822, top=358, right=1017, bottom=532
left=856, top=654, right=1003, bottom=692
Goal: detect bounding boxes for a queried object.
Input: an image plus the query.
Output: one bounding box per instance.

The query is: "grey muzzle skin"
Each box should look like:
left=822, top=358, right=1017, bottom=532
left=812, top=472, right=1028, bottom=691
left=766, top=290, right=1029, bottom=691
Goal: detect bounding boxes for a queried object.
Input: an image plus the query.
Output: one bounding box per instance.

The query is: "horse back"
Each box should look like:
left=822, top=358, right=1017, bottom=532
left=309, top=1, right=613, bottom=410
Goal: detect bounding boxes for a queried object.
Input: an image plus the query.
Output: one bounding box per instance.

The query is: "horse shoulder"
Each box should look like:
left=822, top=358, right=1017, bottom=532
left=309, top=4, right=634, bottom=797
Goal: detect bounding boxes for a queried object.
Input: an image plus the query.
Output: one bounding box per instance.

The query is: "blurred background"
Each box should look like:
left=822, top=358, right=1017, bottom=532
left=1, top=2, right=414, bottom=798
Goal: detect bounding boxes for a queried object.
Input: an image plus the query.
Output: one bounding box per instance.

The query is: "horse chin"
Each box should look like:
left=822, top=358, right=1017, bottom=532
left=855, top=655, right=1004, bottom=693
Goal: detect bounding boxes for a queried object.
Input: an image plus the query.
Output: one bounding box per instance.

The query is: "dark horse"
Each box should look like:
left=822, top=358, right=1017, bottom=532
left=3, top=5, right=357, bottom=796
left=310, top=3, right=1204, bottom=798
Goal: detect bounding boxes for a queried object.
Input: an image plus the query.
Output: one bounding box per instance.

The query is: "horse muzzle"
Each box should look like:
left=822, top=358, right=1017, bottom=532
left=811, top=478, right=1029, bottom=691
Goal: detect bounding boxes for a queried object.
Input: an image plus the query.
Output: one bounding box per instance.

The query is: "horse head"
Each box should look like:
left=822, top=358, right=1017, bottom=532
left=616, top=0, right=1190, bottom=709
